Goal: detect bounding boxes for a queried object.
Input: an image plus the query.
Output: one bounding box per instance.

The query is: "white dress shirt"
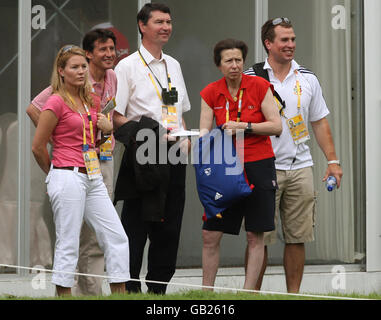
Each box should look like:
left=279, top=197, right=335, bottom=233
left=115, top=45, right=191, bottom=130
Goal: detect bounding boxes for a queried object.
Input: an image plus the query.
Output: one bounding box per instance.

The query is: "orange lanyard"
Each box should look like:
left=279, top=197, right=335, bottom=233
left=67, top=93, right=94, bottom=150
left=225, top=89, right=244, bottom=123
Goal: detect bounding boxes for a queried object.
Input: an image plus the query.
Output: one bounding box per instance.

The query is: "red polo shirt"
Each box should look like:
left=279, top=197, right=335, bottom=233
left=200, top=73, right=275, bottom=162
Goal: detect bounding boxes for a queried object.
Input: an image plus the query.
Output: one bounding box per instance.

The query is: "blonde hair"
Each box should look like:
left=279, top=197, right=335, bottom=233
left=51, top=45, right=94, bottom=110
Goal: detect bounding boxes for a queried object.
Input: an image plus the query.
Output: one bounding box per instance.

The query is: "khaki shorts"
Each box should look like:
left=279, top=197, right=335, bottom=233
left=264, top=167, right=317, bottom=245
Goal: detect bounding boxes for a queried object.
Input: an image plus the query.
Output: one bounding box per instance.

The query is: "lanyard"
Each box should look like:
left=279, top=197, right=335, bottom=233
left=225, top=89, right=244, bottom=123
left=275, top=97, right=285, bottom=118
left=67, top=92, right=95, bottom=150
left=79, top=105, right=95, bottom=150
left=294, top=70, right=302, bottom=113
left=138, top=50, right=172, bottom=101
left=275, top=71, right=302, bottom=119
left=296, top=80, right=302, bottom=112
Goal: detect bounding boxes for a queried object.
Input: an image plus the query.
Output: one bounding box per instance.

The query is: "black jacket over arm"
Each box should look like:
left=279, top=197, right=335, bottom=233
left=113, top=116, right=171, bottom=222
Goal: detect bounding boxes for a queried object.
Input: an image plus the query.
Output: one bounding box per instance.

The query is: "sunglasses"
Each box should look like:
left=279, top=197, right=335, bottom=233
left=272, top=17, right=291, bottom=26
left=61, top=45, right=77, bottom=55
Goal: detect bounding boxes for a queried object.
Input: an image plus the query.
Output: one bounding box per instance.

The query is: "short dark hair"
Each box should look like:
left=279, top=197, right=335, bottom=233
left=82, top=28, right=117, bottom=54
left=261, top=18, right=293, bottom=54
left=137, top=3, right=171, bottom=38
left=213, top=39, right=248, bottom=67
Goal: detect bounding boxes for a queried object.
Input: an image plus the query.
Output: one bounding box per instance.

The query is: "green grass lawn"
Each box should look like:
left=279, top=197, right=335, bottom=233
left=1, top=290, right=380, bottom=300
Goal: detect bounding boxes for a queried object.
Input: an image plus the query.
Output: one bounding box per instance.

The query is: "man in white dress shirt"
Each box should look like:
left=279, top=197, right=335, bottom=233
left=113, top=3, right=191, bottom=294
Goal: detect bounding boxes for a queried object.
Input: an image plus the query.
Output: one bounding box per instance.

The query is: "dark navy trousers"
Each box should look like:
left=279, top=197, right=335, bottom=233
left=121, top=164, right=186, bottom=294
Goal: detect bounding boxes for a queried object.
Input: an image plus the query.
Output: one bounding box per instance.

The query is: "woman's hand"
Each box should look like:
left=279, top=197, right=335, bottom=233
left=222, top=121, right=245, bottom=135
left=97, top=113, right=113, bottom=134
left=179, top=137, right=191, bottom=154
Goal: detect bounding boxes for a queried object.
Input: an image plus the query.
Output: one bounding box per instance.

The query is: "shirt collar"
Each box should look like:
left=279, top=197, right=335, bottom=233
left=217, top=73, right=248, bottom=99
left=139, top=44, right=165, bottom=65
left=88, top=69, right=110, bottom=86
left=264, top=58, right=300, bottom=78
left=88, top=70, right=114, bottom=100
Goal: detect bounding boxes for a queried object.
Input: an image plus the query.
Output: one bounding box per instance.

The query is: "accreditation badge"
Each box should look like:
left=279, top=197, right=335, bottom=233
left=161, top=105, right=179, bottom=130
left=83, top=149, right=102, bottom=180
left=100, top=136, right=113, bottom=161
left=287, top=114, right=310, bottom=145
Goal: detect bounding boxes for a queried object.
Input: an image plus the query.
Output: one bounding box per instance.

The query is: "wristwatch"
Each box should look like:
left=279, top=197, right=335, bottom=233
left=245, top=122, right=252, bottom=133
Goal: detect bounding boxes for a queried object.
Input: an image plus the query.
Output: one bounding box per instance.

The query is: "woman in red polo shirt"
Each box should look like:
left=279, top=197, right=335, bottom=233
left=200, top=39, right=282, bottom=291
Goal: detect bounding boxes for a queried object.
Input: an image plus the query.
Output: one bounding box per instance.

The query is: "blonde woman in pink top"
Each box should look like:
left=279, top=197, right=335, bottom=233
left=27, top=29, right=119, bottom=296
left=32, top=45, right=130, bottom=296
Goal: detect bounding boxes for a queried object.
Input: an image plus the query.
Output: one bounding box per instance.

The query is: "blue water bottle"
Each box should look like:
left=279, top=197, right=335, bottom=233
left=326, top=176, right=337, bottom=192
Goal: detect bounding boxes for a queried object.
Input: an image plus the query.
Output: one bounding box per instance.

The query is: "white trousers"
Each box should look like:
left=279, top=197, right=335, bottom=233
left=73, top=158, right=114, bottom=296
left=46, top=167, right=130, bottom=288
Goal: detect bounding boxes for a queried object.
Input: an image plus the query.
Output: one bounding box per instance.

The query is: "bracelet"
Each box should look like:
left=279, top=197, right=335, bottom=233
left=328, top=160, right=340, bottom=165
